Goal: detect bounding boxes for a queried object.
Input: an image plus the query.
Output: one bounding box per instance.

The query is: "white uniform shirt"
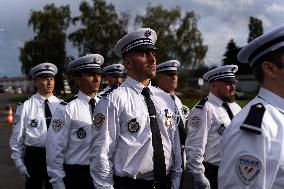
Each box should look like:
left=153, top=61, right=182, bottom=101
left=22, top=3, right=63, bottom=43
left=46, top=91, right=100, bottom=184
left=90, top=76, right=182, bottom=189
left=185, top=92, right=241, bottom=174
left=173, top=94, right=187, bottom=128
left=219, top=87, right=284, bottom=189
left=9, top=93, right=61, bottom=168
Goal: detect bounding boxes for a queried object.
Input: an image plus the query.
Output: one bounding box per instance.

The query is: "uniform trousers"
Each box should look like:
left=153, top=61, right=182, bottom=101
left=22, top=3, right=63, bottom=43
left=63, top=164, right=94, bottom=189
left=24, top=146, right=52, bottom=189
left=113, top=175, right=171, bottom=189
left=203, top=162, right=218, bottom=189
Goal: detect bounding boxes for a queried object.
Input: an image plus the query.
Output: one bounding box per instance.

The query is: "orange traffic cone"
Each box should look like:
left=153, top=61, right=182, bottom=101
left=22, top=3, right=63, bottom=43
left=7, top=104, right=13, bottom=124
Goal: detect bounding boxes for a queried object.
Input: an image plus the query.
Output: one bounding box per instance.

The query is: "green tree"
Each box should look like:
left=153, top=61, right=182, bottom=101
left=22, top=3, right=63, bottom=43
left=135, top=4, right=207, bottom=88
left=68, top=0, right=129, bottom=65
left=222, top=39, right=251, bottom=74
left=248, top=17, right=263, bottom=43
left=19, top=4, right=71, bottom=93
left=176, top=11, right=207, bottom=70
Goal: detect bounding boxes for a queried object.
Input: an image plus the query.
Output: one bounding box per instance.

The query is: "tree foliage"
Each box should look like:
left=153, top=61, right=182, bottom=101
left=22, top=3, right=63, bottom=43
left=248, top=17, right=263, bottom=43
left=223, top=39, right=251, bottom=74
left=135, top=4, right=207, bottom=71
left=68, top=0, right=129, bottom=65
left=19, top=4, right=71, bottom=93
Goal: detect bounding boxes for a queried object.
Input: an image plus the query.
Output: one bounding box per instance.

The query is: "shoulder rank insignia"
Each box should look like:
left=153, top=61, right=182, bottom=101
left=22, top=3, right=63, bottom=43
left=60, top=95, right=78, bottom=105
left=240, top=103, right=265, bottom=135
left=101, top=84, right=120, bottom=97
left=17, top=96, right=30, bottom=105
left=195, top=97, right=208, bottom=109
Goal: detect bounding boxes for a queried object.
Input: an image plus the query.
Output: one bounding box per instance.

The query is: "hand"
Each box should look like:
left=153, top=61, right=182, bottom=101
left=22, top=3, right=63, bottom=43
left=17, top=165, right=30, bottom=179
left=52, top=181, right=66, bottom=189
left=193, top=173, right=211, bottom=189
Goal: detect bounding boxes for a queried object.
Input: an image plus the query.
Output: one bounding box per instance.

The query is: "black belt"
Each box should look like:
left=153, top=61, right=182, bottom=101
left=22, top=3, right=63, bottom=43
left=63, top=164, right=90, bottom=172
left=203, top=162, right=219, bottom=171
left=25, top=146, right=46, bottom=154
left=113, top=175, right=171, bottom=189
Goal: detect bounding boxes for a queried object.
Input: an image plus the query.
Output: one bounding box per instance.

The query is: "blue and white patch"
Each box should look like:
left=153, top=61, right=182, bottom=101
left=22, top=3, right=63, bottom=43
left=94, top=113, right=105, bottom=130
left=52, top=119, right=64, bottom=133
left=236, top=155, right=262, bottom=185
left=191, top=116, right=201, bottom=128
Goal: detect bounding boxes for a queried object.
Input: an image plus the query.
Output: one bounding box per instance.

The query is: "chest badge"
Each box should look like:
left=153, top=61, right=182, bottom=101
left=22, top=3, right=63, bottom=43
left=164, top=109, right=173, bottom=127
left=218, top=124, right=226, bottom=135
left=77, top=127, right=86, bottom=139
left=30, top=119, right=38, bottom=128
left=128, top=118, right=140, bottom=132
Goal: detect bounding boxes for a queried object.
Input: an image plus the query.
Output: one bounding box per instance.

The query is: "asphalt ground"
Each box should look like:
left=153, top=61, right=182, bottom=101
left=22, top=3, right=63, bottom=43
left=0, top=93, right=194, bottom=189
left=0, top=93, right=24, bottom=189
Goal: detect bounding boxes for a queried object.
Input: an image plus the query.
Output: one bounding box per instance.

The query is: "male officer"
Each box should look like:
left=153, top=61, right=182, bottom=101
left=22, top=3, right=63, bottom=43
left=156, top=60, right=189, bottom=188
left=185, top=65, right=241, bottom=189
left=98, top=63, right=126, bottom=95
left=46, top=54, right=103, bottom=189
left=218, top=25, right=284, bottom=188
left=10, top=63, right=61, bottom=189
left=90, top=28, right=182, bottom=189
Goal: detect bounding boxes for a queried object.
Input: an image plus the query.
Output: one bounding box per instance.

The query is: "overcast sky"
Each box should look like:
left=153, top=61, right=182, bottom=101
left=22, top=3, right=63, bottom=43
left=0, top=0, right=284, bottom=77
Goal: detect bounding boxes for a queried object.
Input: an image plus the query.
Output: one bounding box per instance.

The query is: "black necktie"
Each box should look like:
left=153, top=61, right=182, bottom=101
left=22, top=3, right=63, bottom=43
left=141, top=87, right=167, bottom=185
left=89, top=98, right=96, bottom=123
left=44, top=99, right=52, bottom=128
left=171, top=95, right=187, bottom=146
left=222, top=102, right=234, bottom=120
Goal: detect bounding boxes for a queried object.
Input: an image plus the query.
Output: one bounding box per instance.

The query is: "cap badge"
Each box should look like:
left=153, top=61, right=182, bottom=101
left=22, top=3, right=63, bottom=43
left=144, top=30, right=151, bottom=38
left=45, top=65, right=50, bottom=69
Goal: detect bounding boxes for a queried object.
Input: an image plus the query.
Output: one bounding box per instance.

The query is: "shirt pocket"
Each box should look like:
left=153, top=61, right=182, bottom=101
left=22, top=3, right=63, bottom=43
left=25, top=116, right=46, bottom=136
left=70, top=119, right=92, bottom=144
left=213, top=113, right=229, bottom=135
left=120, top=111, right=151, bottom=142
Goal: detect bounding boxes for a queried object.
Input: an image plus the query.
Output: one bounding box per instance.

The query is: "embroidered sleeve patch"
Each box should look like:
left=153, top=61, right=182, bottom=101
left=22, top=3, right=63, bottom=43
left=94, top=113, right=105, bottom=130
left=52, top=119, right=64, bottom=133
left=236, top=155, right=262, bottom=185
left=191, top=116, right=201, bottom=128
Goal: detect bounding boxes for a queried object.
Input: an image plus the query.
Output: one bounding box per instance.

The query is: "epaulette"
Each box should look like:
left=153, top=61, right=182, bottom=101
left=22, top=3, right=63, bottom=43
left=101, top=84, right=120, bottom=97
left=195, top=97, right=208, bottom=109
left=60, top=95, right=78, bottom=105
left=240, top=103, right=265, bottom=135
left=17, top=96, right=30, bottom=105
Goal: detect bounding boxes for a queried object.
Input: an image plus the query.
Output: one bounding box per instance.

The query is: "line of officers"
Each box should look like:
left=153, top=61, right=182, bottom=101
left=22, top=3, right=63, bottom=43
left=9, top=25, right=284, bottom=189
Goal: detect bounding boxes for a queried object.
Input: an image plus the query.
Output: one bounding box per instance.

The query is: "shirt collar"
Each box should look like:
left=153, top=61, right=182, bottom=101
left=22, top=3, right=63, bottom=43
left=77, top=90, right=99, bottom=105
left=208, top=92, right=224, bottom=107
left=125, top=76, right=152, bottom=95
left=258, top=87, right=284, bottom=113
left=35, top=92, right=54, bottom=103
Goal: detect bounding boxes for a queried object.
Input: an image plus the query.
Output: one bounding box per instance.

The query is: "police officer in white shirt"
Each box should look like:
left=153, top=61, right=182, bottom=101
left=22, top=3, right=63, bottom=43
left=10, top=63, right=61, bottom=189
left=218, top=24, right=284, bottom=189
left=45, top=54, right=103, bottom=189
left=156, top=60, right=189, bottom=188
left=185, top=65, right=241, bottom=189
left=90, top=28, right=182, bottom=189
left=98, top=63, right=127, bottom=96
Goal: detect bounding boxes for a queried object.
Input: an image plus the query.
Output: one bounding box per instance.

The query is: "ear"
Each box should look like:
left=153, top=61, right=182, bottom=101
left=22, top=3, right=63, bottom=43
left=74, top=76, right=81, bottom=86
left=123, top=56, right=133, bottom=70
left=262, top=61, right=277, bottom=79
